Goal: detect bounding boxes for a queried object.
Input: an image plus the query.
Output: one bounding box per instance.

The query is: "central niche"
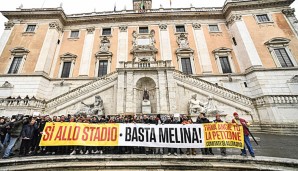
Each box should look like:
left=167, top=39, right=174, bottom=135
left=130, top=29, right=158, bottom=62
left=135, top=77, right=157, bottom=114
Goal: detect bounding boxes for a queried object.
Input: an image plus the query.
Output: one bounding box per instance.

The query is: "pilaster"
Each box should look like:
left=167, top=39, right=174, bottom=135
left=159, top=24, right=172, bottom=61
left=227, top=14, right=263, bottom=71
left=117, top=26, right=128, bottom=67
left=192, top=23, right=212, bottom=74
left=34, top=22, right=61, bottom=75
left=0, top=21, right=14, bottom=57
left=79, top=27, right=95, bottom=76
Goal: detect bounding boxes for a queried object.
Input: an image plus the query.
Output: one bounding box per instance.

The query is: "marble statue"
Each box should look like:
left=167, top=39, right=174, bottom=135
left=143, top=88, right=150, bottom=100
left=78, top=96, right=104, bottom=115
left=188, top=94, right=205, bottom=114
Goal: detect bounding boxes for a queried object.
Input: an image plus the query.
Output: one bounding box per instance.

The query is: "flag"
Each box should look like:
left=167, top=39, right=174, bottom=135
left=170, top=0, right=172, bottom=7
left=114, top=2, right=116, bottom=11
left=140, top=0, right=145, bottom=10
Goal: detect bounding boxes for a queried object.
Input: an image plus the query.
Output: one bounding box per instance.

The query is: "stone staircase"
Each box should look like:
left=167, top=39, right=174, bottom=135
left=173, top=70, right=253, bottom=107
left=0, top=155, right=297, bottom=171
left=45, top=71, right=118, bottom=111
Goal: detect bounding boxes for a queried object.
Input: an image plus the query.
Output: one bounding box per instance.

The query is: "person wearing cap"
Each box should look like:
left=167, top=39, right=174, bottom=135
left=213, top=114, right=227, bottom=156
left=232, top=112, right=255, bottom=157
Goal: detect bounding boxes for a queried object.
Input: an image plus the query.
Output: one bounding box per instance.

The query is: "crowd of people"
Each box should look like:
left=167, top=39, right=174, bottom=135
left=0, top=112, right=255, bottom=159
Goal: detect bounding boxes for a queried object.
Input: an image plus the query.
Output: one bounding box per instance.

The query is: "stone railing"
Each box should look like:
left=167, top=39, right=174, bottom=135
left=119, top=60, right=172, bottom=69
left=46, top=72, right=118, bottom=109
left=254, top=95, right=298, bottom=106
left=0, top=98, right=46, bottom=109
left=173, top=70, right=253, bottom=106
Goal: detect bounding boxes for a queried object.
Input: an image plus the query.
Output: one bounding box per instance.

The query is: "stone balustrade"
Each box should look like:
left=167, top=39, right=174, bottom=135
left=173, top=70, right=253, bottom=106
left=119, top=60, right=172, bottom=69
left=46, top=72, right=118, bottom=109
left=0, top=98, right=46, bottom=108
left=254, top=95, right=298, bottom=106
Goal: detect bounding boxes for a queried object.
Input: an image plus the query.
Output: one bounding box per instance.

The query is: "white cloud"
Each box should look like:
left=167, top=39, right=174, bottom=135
left=0, top=0, right=297, bottom=36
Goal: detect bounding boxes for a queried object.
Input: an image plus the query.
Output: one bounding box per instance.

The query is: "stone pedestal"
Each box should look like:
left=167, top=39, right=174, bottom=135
left=142, top=100, right=151, bottom=114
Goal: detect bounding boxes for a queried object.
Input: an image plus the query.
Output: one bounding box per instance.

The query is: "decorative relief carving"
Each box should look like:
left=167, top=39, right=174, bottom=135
left=119, top=25, right=128, bottom=32
left=49, top=22, right=62, bottom=31
left=282, top=8, right=295, bottom=17
left=4, top=21, right=14, bottom=30
left=289, top=75, right=298, bottom=83
left=99, top=36, right=111, bottom=53
left=227, top=14, right=242, bottom=25
left=86, top=27, right=95, bottom=34
left=177, top=33, right=189, bottom=49
left=192, top=23, right=201, bottom=30
left=130, top=29, right=158, bottom=62
left=159, top=24, right=167, bottom=31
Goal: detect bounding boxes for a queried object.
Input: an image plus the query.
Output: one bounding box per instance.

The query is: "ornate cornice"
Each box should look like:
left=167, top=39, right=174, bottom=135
left=4, top=21, right=14, bottom=30
left=223, top=0, right=294, bottom=16
left=227, top=14, right=242, bottom=25
left=282, top=8, right=295, bottom=17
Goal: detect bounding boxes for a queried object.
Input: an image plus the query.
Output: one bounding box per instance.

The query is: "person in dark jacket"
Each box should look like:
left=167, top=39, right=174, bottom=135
left=196, top=113, right=214, bottom=155
left=213, top=114, right=227, bottom=156
left=19, top=119, right=37, bottom=156
left=0, top=117, right=6, bottom=151
left=2, top=114, right=26, bottom=159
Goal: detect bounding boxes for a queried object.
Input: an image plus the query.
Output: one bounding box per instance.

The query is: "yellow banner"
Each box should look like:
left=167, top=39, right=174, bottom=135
left=39, top=122, right=119, bottom=146
left=204, top=123, right=244, bottom=149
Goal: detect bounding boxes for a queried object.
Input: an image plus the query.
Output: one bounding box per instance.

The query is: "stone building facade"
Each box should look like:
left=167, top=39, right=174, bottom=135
left=0, top=0, right=298, bottom=134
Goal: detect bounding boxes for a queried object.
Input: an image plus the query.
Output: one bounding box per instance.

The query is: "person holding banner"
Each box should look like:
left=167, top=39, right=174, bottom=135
left=197, top=113, right=214, bottom=155
left=232, top=112, right=255, bottom=157
left=213, top=114, right=227, bottom=156
left=164, top=115, right=178, bottom=156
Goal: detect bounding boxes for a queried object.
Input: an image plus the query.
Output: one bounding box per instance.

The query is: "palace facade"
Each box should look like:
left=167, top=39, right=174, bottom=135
left=0, top=0, right=298, bottom=134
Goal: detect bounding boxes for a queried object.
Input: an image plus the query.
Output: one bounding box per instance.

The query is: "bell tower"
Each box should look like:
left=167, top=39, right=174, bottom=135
left=133, top=0, right=152, bottom=11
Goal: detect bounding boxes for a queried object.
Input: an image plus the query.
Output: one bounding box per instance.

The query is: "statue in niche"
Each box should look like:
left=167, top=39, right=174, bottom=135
left=188, top=94, right=205, bottom=114
left=143, top=88, right=150, bottom=100
left=78, top=95, right=104, bottom=115
left=177, top=33, right=189, bottom=49
left=99, top=36, right=110, bottom=52
left=149, top=29, right=155, bottom=46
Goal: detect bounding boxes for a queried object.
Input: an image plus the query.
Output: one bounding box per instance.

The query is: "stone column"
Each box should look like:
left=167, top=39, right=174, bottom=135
left=159, top=24, right=172, bottom=61
left=116, top=71, right=125, bottom=114
left=157, top=70, right=168, bottom=113
left=166, top=69, right=177, bottom=114
left=282, top=8, right=298, bottom=36
left=228, top=14, right=263, bottom=71
left=79, top=27, right=95, bottom=76
left=192, top=23, right=212, bottom=74
left=0, top=21, right=14, bottom=57
left=125, top=71, right=134, bottom=113
left=117, top=26, right=128, bottom=67
left=34, top=22, right=61, bottom=75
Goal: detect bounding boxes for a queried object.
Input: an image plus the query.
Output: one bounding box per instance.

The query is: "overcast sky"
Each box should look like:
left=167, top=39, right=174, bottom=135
left=0, top=0, right=297, bottom=36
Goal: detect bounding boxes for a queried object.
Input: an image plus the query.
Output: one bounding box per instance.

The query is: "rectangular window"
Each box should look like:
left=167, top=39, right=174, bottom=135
left=176, top=25, right=185, bottom=33
left=102, top=28, right=112, bottom=35
left=274, top=48, right=294, bottom=67
left=61, top=62, right=72, bottom=78
left=26, top=25, right=36, bottom=32
left=257, top=14, right=270, bottom=23
left=219, top=57, right=232, bottom=73
left=209, top=25, right=220, bottom=32
left=70, top=30, right=79, bottom=38
left=98, top=60, right=108, bottom=77
left=8, top=57, right=22, bottom=74
left=139, top=27, right=149, bottom=34
left=181, top=58, right=192, bottom=74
